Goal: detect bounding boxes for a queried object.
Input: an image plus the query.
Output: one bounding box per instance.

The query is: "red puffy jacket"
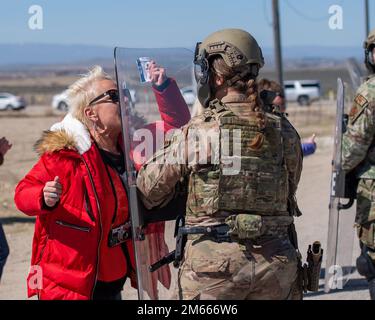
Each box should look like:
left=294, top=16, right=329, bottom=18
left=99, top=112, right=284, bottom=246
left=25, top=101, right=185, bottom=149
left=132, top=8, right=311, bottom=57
left=14, top=79, right=190, bottom=300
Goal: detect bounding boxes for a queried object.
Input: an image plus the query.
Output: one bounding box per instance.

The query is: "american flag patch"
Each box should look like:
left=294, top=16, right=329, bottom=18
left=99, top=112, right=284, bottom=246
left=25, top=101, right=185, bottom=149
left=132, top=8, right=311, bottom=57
left=354, top=94, right=368, bottom=107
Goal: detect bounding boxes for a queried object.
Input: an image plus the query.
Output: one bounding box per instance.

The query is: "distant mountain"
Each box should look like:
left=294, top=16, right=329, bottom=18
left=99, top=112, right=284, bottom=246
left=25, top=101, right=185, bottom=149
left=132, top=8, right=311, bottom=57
left=0, top=43, right=364, bottom=69
left=0, top=43, right=113, bottom=67
left=263, top=46, right=362, bottom=60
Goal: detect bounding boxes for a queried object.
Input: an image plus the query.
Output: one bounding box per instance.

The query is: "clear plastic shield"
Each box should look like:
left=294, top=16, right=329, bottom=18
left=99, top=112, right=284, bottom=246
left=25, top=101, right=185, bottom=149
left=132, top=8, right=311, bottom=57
left=346, top=58, right=366, bottom=93
left=114, top=47, right=194, bottom=300
left=324, top=78, right=357, bottom=293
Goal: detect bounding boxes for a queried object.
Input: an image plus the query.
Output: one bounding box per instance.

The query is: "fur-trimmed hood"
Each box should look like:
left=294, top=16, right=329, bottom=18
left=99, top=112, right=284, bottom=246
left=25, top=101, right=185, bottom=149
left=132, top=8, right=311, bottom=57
left=34, top=113, right=92, bottom=156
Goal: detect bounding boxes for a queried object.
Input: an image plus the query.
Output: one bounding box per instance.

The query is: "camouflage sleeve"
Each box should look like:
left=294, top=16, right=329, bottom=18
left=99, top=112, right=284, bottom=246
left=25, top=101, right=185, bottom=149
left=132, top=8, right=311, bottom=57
left=289, top=144, right=303, bottom=194
left=342, top=96, right=375, bottom=172
left=136, top=128, right=189, bottom=210
left=281, top=117, right=303, bottom=216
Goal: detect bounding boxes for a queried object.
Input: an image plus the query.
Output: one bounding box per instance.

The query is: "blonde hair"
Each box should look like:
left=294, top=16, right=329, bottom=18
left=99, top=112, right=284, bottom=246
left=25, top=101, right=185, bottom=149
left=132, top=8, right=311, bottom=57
left=67, top=66, right=113, bottom=127
left=211, top=57, right=265, bottom=149
left=191, top=98, right=205, bottom=117
left=258, top=78, right=284, bottom=96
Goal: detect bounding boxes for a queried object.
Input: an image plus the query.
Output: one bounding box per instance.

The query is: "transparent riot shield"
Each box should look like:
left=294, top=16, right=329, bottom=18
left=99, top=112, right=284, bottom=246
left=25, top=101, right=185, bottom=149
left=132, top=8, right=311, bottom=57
left=114, top=47, right=194, bottom=300
left=324, top=78, right=357, bottom=293
left=346, top=58, right=366, bottom=92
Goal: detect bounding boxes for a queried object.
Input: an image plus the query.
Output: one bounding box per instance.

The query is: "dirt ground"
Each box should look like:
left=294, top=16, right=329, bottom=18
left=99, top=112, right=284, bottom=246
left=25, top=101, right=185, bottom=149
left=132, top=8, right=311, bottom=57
left=0, top=103, right=370, bottom=300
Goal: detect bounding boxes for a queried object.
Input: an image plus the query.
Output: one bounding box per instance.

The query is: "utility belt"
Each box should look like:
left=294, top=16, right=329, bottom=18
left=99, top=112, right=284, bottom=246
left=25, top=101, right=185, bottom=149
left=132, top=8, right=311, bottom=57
left=186, top=214, right=294, bottom=241
left=186, top=224, right=291, bottom=243
left=184, top=224, right=232, bottom=243
left=148, top=214, right=294, bottom=273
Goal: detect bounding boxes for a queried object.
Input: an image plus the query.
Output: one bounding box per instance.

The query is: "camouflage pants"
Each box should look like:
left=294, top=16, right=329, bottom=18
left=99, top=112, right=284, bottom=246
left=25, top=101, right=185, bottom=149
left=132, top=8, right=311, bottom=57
left=175, top=236, right=300, bottom=300
left=356, top=179, right=375, bottom=259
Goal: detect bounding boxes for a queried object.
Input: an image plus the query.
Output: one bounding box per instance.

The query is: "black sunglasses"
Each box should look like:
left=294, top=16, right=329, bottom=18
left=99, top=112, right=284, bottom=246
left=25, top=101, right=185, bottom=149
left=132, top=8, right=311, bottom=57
left=89, top=89, right=119, bottom=106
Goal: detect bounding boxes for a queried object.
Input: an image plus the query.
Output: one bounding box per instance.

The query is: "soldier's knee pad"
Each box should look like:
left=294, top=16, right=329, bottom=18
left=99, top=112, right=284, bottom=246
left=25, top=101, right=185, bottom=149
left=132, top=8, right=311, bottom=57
left=356, top=248, right=375, bottom=281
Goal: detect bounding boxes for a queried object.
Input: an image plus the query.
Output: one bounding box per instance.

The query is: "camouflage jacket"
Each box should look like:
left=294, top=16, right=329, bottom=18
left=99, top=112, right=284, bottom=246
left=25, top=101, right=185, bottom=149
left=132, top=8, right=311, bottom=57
left=261, top=98, right=303, bottom=217
left=342, top=74, right=375, bottom=178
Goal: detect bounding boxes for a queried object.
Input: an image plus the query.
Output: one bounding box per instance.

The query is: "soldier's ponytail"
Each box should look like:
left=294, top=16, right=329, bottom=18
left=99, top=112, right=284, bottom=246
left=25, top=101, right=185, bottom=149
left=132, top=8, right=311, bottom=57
left=244, top=78, right=265, bottom=149
left=211, top=57, right=266, bottom=149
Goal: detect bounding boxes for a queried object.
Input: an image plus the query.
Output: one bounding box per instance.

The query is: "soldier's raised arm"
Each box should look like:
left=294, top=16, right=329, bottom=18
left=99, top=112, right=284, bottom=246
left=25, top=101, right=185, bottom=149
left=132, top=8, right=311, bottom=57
left=137, top=128, right=190, bottom=210
left=282, top=116, right=303, bottom=217
left=342, top=89, right=375, bottom=171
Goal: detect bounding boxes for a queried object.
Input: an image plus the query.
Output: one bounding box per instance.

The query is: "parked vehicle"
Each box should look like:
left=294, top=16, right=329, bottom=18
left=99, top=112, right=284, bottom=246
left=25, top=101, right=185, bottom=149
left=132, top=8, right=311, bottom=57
left=180, top=86, right=196, bottom=106
left=52, top=89, right=138, bottom=111
left=0, top=93, right=27, bottom=110
left=52, top=91, right=69, bottom=111
left=284, top=80, right=321, bottom=106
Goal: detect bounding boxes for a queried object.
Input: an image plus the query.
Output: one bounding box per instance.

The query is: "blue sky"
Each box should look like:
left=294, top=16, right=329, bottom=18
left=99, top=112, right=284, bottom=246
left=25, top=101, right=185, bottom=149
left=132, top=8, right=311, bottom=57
left=0, top=0, right=373, bottom=48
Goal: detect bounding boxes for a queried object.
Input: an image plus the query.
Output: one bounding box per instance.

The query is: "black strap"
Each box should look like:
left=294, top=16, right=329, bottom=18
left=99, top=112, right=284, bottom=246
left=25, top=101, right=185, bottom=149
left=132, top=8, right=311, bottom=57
left=209, top=99, right=228, bottom=113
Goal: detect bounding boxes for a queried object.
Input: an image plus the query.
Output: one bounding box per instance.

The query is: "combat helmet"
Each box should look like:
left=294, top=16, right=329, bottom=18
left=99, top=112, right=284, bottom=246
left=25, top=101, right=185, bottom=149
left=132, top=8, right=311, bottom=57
left=194, top=28, right=265, bottom=107
left=364, top=28, right=375, bottom=73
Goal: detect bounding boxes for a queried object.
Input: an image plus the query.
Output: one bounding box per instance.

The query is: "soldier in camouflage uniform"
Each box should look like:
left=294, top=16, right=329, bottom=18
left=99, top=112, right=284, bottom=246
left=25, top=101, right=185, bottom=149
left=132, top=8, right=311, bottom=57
left=342, top=29, right=375, bottom=300
left=137, top=29, right=303, bottom=300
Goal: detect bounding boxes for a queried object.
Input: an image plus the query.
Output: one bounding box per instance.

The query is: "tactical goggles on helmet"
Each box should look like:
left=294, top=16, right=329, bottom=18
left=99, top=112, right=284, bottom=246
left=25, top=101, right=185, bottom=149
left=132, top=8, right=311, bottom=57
left=194, top=42, right=210, bottom=84
left=89, top=89, right=119, bottom=106
left=367, top=44, right=375, bottom=65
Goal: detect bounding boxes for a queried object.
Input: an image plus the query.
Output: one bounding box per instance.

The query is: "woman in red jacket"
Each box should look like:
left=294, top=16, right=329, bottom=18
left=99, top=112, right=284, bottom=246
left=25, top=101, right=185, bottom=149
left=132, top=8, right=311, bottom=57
left=14, top=65, right=190, bottom=300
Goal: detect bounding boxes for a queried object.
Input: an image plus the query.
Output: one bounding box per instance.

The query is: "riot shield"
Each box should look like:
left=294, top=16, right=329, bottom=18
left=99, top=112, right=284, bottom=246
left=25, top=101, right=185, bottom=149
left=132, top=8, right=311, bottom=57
left=114, top=47, right=194, bottom=300
left=324, top=78, right=357, bottom=293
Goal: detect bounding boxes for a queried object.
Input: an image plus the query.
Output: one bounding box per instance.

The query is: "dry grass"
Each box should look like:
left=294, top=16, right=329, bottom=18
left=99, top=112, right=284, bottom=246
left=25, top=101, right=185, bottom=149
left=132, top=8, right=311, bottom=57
left=0, top=74, right=79, bottom=105
left=0, top=110, right=61, bottom=218
left=287, top=101, right=336, bottom=138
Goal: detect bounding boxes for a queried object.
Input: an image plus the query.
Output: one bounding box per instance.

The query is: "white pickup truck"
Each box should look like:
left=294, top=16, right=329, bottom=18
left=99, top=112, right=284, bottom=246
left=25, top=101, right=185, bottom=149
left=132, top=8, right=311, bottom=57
left=284, top=80, right=321, bottom=106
